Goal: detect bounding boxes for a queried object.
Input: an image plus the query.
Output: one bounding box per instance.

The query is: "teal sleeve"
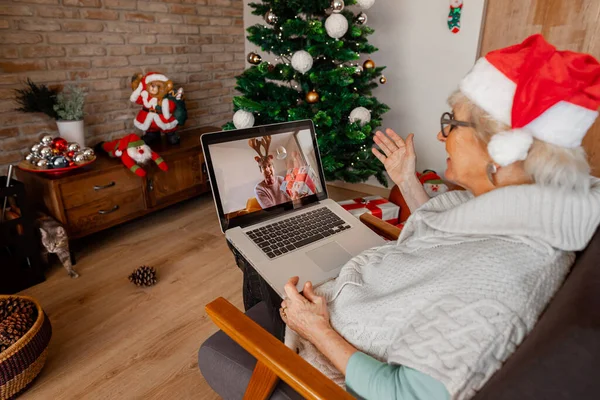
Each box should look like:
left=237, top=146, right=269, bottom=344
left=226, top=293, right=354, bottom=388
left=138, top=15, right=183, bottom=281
left=345, top=352, right=450, bottom=400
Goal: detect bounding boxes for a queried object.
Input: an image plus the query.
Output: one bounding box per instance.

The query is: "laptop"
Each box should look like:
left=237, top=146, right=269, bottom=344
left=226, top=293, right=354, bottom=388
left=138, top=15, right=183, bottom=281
left=201, top=120, right=385, bottom=297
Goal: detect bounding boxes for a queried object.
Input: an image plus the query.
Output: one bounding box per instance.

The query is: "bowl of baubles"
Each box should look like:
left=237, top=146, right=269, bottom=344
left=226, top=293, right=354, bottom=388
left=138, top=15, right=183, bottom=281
left=18, top=135, right=96, bottom=176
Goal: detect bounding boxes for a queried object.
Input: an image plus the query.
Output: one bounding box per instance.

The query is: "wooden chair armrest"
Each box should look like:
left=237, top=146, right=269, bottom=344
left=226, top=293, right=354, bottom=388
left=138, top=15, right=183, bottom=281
left=205, top=297, right=353, bottom=400
left=359, top=213, right=401, bottom=241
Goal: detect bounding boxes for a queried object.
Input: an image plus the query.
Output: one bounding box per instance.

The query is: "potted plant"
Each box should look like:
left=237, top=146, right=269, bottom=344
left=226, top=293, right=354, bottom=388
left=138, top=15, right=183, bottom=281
left=14, top=80, right=87, bottom=147
left=53, top=84, right=86, bottom=147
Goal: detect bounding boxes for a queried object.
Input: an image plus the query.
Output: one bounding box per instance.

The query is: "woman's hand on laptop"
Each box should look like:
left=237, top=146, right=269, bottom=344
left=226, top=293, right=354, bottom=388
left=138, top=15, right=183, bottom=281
left=280, top=277, right=331, bottom=342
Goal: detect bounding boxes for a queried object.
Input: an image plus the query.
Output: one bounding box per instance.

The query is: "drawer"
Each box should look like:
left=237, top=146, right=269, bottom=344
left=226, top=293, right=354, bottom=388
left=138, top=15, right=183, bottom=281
left=66, top=188, right=145, bottom=235
left=61, top=168, right=143, bottom=209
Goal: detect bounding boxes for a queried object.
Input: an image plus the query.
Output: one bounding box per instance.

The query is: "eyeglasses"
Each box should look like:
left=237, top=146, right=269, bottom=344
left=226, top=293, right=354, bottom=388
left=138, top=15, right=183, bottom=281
left=440, top=112, right=475, bottom=137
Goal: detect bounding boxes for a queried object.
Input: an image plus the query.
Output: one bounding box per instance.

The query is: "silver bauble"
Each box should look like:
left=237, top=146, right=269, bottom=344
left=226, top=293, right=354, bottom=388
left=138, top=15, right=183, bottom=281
left=356, top=12, right=368, bottom=25
left=25, top=153, right=37, bottom=163
left=39, top=146, right=52, bottom=158
left=354, top=64, right=363, bottom=75
left=67, top=143, right=80, bottom=152
left=264, top=10, right=278, bottom=25
left=41, top=135, right=53, bottom=145
left=83, top=148, right=95, bottom=159
left=74, top=153, right=87, bottom=164
left=36, top=159, right=49, bottom=168
left=31, top=143, right=42, bottom=154
left=331, top=0, right=345, bottom=13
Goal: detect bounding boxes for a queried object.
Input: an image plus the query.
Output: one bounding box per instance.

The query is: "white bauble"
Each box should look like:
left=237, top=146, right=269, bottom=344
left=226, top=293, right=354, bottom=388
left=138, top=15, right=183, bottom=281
left=233, top=110, right=255, bottom=129
left=291, top=50, right=313, bottom=74
left=325, top=13, right=348, bottom=39
left=349, top=107, right=371, bottom=126
left=356, top=0, right=375, bottom=9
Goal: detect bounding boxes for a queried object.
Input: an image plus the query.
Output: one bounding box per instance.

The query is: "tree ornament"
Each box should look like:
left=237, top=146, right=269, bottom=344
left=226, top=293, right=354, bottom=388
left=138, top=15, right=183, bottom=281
left=39, top=146, right=52, bottom=158
left=264, top=9, right=278, bottom=25
left=306, top=90, right=320, bottom=104
left=36, top=159, right=49, bottom=169
left=356, top=12, right=368, bottom=25
left=73, top=153, right=86, bottom=164
left=331, top=0, right=344, bottom=13
left=247, top=52, right=262, bottom=65
left=128, top=265, right=158, bottom=287
left=30, top=143, right=42, bottom=154
left=354, top=64, right=363, bottom=75
left=325, top=13, right=348, bottom=39
left=349, top=107, right=371, bottom=126
left=233, top=109, right=255, bottom=129
left=25, top=153, right=38, bottom=164
left=356, top=0, right=375, bottom=9
left=448, top=0, right=463, bottom=34
left=67, top=142, right=80, bottom=152
left=363, top=59, right=375, bottom=69
left=51, top=137, right=68, bottom=152
left=40, top=135, right=53, bottom=146
left=82, top=148, right=95, bottom=160
left=291, top=50, right=313, bottom=74
left=51, top=155, right=69, bottom=169
left=379, top=75, right=387, bottom=84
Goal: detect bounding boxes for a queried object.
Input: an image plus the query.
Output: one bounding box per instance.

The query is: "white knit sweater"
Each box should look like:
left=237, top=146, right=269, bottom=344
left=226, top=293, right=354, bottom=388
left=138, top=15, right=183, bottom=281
left=287, top=180, right=600, bottom=399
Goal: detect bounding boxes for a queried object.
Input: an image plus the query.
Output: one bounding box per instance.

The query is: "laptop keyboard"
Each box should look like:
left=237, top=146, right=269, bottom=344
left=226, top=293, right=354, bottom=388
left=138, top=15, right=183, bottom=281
left=246, top=207, right=352, bottom=259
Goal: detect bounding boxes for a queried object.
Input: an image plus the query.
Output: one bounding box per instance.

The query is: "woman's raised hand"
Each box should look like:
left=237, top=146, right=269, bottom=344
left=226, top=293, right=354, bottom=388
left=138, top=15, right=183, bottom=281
left=280, top=277, right=331, bottom=342
left=372, top=129, right=417, bottom=186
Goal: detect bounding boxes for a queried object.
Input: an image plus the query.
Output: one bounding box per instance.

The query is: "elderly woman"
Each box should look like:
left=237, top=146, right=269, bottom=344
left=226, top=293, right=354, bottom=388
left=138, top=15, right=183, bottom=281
left=280, top=35, right=600, bottom=399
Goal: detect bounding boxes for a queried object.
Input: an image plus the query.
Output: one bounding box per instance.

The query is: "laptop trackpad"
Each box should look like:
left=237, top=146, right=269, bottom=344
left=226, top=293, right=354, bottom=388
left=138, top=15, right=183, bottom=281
left=306, top=242, right=352, bottom=271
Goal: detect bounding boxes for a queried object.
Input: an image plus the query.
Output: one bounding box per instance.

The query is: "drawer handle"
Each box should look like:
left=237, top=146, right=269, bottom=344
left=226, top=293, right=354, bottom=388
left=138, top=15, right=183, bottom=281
left=98, top=205, right=119, bottom=215
left=94, top=181, right=116, bottom=191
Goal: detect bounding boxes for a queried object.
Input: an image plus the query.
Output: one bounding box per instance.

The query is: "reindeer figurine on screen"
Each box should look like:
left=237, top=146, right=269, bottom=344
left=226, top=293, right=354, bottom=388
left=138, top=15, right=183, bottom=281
left=248, top=135, right=290, bottom=209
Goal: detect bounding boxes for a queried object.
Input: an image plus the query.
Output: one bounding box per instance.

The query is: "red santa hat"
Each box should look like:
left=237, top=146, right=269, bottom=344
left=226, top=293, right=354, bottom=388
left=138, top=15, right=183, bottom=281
left=459, top=34, right=600, bottom=167
left=130, top=72, right=169, bottom=102
left=113, top=133, right=146, bottom=157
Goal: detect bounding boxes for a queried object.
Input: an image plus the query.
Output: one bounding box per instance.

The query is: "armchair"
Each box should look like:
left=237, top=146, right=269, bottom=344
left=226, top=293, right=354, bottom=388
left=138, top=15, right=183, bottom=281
left=199, top=186, right=600, bottom=400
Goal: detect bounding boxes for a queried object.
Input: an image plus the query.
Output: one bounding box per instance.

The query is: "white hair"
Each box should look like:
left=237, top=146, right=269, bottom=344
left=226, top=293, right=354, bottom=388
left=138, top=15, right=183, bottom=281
left=448, top=90, right=592, bottom=193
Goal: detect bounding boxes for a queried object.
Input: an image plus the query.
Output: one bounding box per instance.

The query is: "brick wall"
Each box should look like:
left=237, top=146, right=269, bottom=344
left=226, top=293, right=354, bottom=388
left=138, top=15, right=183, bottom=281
left=0, top=0, right=245, bottom=173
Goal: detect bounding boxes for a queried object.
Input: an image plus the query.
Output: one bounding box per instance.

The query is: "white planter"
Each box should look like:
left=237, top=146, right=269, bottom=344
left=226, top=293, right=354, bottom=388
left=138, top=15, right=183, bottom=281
left=56, top=120, right=85, bottom=147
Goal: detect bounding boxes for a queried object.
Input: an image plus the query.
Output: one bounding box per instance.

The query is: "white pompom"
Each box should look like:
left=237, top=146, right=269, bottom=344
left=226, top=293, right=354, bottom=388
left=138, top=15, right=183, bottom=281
left=356, top=0, right=375, bottom=9
left=115, top=150, right=122, bottom=157
left=233, top=110, right=255, bottom=129
left=291, top=50, right=313, bottom=74
left=349, top=107, right=371, bottom=126
left=487, top=129, right=534, bottom=167
left=325, top=13, right=348, bottom=39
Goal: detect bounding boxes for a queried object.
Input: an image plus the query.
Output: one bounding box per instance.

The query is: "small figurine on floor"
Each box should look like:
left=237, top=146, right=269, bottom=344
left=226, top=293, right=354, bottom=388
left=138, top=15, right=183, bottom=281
left=130, top=72, right=187, bottom=145
left=99, top=133, right=168, bottom=177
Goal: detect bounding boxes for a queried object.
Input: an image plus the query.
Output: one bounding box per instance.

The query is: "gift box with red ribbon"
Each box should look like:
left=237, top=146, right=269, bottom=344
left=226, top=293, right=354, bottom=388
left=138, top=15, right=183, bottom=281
left=280, top=165, right=318, bottom=198
left=338, top=195, right=400, bottom=225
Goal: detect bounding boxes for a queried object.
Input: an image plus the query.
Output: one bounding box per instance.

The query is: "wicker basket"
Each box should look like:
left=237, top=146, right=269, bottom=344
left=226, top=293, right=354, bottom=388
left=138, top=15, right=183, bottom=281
left=0, top=296, right=52, bottom=400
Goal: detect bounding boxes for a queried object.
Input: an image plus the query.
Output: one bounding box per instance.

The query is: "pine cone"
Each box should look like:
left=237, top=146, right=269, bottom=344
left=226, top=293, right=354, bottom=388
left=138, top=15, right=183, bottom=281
left=0, top=313, right=33, bottom=346
left=128, top=265, right=157, bottom=287
left=0, top=297, right=36, bottom=321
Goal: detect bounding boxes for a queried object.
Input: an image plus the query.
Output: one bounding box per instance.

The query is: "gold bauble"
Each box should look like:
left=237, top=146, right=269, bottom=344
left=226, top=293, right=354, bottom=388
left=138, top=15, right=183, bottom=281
left=363, top=59, right=375, bottom=69
left=306, top=90, right=319, bottom=104
left=247, top=52, right=262, bottom=65
left=379, top=75, right=387, bottom=84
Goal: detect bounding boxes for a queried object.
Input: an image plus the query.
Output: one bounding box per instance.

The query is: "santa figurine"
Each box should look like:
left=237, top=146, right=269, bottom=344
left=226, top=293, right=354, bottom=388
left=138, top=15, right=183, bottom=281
left=130, top=72, right=187, bottom=145
left=100, top=133, right=168, bottom=177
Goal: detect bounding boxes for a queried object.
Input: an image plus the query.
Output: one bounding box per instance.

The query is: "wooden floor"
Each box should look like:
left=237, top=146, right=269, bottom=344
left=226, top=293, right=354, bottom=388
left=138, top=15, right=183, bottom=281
left=17, top=185, right=368, bottom=400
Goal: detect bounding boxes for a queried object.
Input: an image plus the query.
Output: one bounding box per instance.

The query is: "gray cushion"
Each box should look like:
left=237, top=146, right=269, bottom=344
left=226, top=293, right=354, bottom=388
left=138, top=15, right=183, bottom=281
left=198, top=302, right=303, bottom=400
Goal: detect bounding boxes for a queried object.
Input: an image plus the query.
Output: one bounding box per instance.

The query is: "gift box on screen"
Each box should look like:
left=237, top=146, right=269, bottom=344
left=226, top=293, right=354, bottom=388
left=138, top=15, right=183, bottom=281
left=281, top=166, right=317, bottom=197
left=338, top=196, right=400, bottom=225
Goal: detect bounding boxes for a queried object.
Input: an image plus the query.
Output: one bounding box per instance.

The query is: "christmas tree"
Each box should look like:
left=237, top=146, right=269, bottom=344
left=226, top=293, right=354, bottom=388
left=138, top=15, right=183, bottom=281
left=223, top=0, right=390, bottom=185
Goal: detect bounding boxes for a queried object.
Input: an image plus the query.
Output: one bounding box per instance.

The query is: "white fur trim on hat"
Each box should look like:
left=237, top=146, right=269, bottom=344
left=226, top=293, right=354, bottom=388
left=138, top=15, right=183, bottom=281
left=145, top=74, right=168, bottom=84
left=459, top=57, right=515, bottom=127
left=487, top=129, right=534, bottom=167
left=525, top=101, right=599, bottom=148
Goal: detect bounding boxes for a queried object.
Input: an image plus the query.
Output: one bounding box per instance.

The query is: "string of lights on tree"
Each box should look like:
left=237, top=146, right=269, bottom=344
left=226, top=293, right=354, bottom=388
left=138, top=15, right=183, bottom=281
left=225, top=0, right=390, bottom=184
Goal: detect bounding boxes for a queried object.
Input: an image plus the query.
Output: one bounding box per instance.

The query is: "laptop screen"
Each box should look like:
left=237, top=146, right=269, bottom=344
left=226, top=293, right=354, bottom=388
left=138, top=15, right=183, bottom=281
left=202, top=120, right=328, bottom=232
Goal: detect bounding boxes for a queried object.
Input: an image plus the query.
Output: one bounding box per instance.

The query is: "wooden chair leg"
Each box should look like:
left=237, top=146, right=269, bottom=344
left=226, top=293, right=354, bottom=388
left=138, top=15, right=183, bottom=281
left=243, top=360, right=280, bottom=400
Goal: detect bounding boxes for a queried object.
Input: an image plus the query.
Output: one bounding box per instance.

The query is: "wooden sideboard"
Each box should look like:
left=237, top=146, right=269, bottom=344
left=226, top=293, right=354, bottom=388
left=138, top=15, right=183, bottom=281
left=16, top=127, right=217, bottom=239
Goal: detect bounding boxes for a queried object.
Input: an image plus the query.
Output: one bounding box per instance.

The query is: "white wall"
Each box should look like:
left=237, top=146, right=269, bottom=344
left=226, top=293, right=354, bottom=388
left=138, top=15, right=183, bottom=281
left=244, top=1, right=486, bottom=183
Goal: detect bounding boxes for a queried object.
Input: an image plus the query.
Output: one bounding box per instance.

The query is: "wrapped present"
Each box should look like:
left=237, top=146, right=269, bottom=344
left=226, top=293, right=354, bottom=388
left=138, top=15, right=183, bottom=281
left=338, top=195, right=400, bottom=225
left=281, top=165, right=318, bottom=198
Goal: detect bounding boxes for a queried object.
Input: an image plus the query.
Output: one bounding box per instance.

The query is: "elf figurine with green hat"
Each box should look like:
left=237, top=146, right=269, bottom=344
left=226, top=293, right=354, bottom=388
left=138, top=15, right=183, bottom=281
left=99, top=133, right=168, bottom=177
